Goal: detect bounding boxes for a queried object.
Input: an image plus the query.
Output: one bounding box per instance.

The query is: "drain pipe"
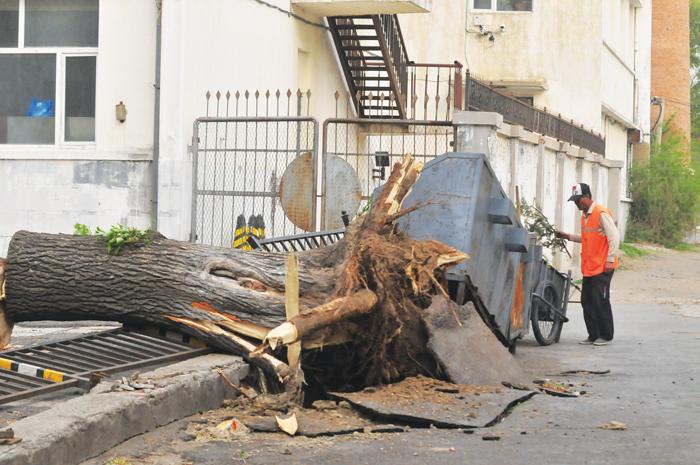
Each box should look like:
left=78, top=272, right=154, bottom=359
left=151, top=0, right=163, bottom=230
left=650, top=96, right=665, bottom=146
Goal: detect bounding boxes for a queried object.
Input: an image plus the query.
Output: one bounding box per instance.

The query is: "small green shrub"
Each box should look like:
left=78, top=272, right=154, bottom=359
left=73, top=223, right=91, bottom=236
left=627, top=128, right=700, bottom=247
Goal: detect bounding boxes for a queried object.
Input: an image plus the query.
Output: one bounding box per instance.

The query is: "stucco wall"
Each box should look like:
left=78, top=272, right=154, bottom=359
left=157, top=0, right=349, bottom=241
left=0, top=0, right=157, bottom=256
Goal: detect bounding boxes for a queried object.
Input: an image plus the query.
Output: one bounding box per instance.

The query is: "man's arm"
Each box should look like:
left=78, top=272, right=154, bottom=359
left=599, top=212, right=620, bottom=262
left=555, top=231, right=581, bottom=243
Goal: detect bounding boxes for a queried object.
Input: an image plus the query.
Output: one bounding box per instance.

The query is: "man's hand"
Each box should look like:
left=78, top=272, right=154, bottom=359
left=604, top=262, right=615, bottom=273
left=555, top=230, right=570, bottom=240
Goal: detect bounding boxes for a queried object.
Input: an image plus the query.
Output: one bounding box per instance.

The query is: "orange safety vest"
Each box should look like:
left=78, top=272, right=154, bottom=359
left=580, top=204, right=619, bottom=277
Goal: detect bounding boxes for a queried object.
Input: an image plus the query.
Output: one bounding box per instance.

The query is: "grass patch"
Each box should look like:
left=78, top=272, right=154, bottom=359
left=672, top=242, right=699, bottom=252
left=620, top=243, right=649, bottom=258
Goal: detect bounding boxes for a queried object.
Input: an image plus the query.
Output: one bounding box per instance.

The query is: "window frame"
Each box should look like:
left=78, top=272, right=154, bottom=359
left=471, top=0, right=534, bottom=13
left=0, top=0, right=98, bottom=149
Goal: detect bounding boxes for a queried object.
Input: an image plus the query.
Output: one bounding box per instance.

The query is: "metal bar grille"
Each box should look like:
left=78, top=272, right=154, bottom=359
left=250, top=228, right=346, bottom=252
left=321, top=118, right=453, bottom=228
left=0, top=327, right=209, bottom=405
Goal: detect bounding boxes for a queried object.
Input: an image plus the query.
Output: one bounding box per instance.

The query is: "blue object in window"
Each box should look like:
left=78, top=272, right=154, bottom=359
left=26, top=98, right=54, bottom=117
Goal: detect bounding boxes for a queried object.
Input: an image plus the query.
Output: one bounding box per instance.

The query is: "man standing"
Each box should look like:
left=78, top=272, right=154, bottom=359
left=557, top=183, right=620, bottom=346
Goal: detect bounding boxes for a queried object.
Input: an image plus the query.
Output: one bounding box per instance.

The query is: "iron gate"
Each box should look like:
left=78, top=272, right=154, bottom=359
left=191, top=116, right=319, bottom=246
left=321, top=118, right=454, bottom=228
left=190, top=114, right=454, bottom=244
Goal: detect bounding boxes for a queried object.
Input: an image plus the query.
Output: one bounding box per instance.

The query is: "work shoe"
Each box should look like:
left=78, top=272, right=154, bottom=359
left=579, top=338, right=595, bottom=345
left=593, top=338, right=612, bottom=346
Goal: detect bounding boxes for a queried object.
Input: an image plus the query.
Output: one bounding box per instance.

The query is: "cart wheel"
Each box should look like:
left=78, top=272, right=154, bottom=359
left=531, top=281, right=564, bottom=346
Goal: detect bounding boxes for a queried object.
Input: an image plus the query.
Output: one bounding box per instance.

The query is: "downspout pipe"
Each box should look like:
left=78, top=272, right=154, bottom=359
left=151, top=0, right=162, bottom=230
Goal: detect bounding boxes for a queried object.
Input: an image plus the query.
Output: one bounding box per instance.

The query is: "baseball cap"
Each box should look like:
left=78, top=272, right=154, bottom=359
left=568, top=183, right=591, bottom=201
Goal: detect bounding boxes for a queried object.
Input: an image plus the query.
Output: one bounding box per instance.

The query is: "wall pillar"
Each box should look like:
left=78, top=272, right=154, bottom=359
left=453, top=111, right=503, bottom=155
left=507, top=125, right=522, bottom=200
left=535, top=143, right=545, bottom=209
left=553, top=150, right=566, bottom=269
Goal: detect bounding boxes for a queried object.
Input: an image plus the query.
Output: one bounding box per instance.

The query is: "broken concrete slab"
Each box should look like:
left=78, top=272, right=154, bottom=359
left=242, top=407, right=403, bottom=437
left=422, top=296, right=528, bottom=386
left=0, top=354, right=249, bottom=465
left=331, top=376, right=537, bottom=429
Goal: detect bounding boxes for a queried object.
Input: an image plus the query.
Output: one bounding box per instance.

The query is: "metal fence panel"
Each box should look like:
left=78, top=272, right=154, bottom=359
left=191, top=116, right=318, bottom=246
left=322, top=118, right=454, bottom=228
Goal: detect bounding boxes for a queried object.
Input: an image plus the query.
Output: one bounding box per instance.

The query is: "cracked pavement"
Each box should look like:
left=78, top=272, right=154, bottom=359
left=76, top=246, right=700, bottom=464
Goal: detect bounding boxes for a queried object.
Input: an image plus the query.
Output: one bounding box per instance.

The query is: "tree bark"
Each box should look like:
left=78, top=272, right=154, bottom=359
left=2, top=155, right=468, bottom=388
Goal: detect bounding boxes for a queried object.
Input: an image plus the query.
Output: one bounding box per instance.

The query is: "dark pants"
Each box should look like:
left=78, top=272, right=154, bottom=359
left=581, top=271, right=615, bottom=341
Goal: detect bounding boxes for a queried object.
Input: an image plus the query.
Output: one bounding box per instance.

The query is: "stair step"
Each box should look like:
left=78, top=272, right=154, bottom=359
left=349, top=65, right=388, bottom=71
left=360, top=115, right=401, bottom=119
left=342, top=46, right=381, bottom=51
left=340, top=36, right=379, bottom=42
left=361, top=105, right=399, bottom=110
left=345, top=57, right=385, bottom=62
left=333, top=24, right=376, bottom=30
left=359, top=95, right=398, bottom=99
left=353, top=76, right=390, bottom=80
left=356, top=86, right=392, bottom=91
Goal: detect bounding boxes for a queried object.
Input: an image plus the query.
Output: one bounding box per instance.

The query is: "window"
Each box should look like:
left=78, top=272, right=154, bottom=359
left=473, top=0, right=533, bottom=11
left=0, top=0, right=98, bottom=145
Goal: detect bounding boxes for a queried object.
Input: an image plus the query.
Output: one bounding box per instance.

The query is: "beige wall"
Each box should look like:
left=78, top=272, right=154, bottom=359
left=464, top=0, right=602, bottom=131
left=401, top=0, right=649, bottom=205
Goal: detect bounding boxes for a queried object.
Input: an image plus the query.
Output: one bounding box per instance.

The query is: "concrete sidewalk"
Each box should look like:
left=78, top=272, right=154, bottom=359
left=0, top=354, right=248, bottom=465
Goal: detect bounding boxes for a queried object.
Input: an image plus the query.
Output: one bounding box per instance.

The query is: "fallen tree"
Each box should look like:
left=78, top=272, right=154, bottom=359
left=0, top=155, right=467, bottom=389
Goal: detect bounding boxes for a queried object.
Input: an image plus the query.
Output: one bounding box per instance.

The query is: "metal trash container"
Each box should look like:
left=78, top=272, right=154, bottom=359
left=397, top=152, right=532, bottom=349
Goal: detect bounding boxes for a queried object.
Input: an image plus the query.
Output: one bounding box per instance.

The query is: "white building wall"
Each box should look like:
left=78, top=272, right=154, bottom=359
left=157, top=0, right=349, bottom=241
left=0, top=0, right=157, bottom=256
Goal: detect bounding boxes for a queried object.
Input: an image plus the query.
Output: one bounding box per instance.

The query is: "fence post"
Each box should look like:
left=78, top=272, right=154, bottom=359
left=464, top=69, right=471, bottom=110
left=454, top=61, right=463, bottom=111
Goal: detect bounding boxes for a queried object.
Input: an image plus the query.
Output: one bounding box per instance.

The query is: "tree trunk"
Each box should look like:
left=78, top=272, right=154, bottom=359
left=1, top=155, right=467, bottom=388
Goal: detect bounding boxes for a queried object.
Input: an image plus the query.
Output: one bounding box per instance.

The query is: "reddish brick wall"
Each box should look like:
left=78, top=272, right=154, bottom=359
left=651, top=0, right=691, bottom=140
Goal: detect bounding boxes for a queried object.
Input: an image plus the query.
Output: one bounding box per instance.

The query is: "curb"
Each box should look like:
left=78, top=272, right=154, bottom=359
left=0, top=354, right=249, bottom=465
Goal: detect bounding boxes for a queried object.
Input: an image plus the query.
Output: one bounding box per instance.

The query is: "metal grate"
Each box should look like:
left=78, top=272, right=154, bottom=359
left=250, top=228, right=346, bottom=252
left=0, top=327, right=209, bottom=405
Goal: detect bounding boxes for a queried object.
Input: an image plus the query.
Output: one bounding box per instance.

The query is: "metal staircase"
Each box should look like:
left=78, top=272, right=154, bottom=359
left=328, top=15, right=408, bottom=119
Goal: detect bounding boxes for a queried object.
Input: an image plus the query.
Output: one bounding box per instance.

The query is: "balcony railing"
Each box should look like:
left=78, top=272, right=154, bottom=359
left=463, top=72, right=605, bottom=155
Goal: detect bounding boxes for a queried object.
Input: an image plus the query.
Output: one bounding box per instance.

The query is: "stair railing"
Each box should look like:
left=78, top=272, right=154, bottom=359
left=374, top=14, right=409, bottom=118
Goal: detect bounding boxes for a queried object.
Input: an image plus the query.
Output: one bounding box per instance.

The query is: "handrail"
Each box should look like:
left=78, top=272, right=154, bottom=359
left=376, top=14, right=409, bottom=118
left=407, top=61, right=463, bottom=121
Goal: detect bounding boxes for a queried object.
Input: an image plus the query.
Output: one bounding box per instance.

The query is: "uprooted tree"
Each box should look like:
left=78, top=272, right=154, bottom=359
left=0, top=155, right=467, bottom=390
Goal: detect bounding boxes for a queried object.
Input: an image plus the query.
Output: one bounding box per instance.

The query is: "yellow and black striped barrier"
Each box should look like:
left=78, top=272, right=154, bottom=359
left=233, top=214, right=251, bottom=250
left=233, top=214, right=266, bottom=250
left=248, top=214, right=266, bottom=242
left=0, top=357, right=65, bottom=383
